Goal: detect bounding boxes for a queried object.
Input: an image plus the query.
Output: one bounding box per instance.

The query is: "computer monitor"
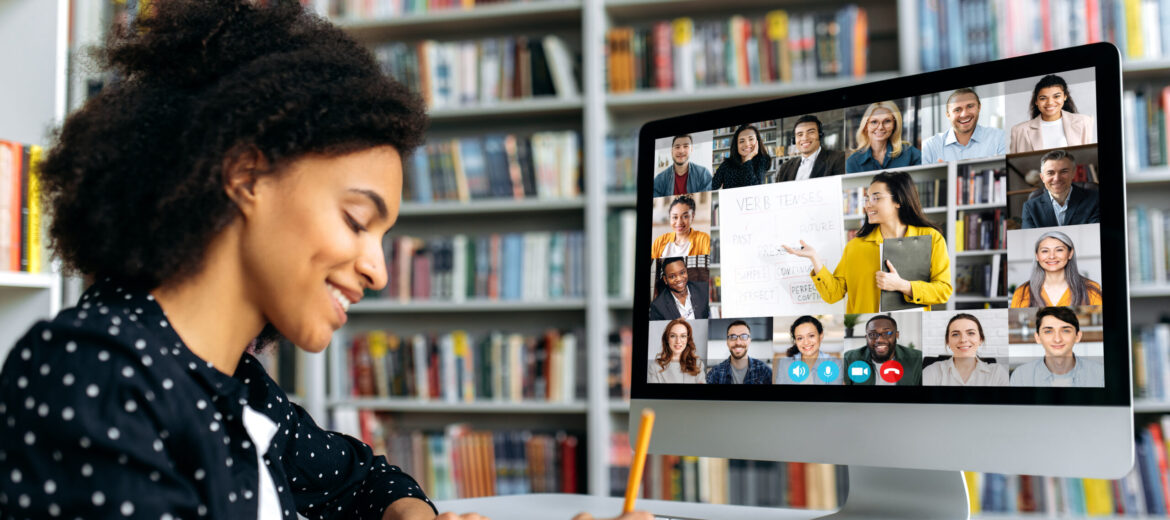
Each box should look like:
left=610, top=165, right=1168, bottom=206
left=630, top=43, right=1131, bottom=519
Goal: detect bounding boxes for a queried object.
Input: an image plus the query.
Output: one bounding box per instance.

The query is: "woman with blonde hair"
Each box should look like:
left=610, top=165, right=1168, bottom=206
left=845, top=101, right=922, bottom=173
left=1010, top=230, right=1102, bottom=307
left=647, top=318, right=707, bottom=383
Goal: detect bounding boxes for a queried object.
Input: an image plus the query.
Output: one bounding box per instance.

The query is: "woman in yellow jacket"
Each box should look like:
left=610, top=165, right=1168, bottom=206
left=783, top=171, right=952, bottom=313
left=651, top=195, right=711, bottom=258
left=1010, top=230, right=1102, bottom=307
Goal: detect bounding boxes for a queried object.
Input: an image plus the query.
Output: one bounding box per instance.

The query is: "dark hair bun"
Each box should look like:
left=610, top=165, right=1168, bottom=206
left=106, top=0, right=308, bottom=88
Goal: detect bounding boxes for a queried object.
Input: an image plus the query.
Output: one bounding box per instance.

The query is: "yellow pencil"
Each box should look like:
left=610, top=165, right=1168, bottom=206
left=623, top=408, right=655, bottom=514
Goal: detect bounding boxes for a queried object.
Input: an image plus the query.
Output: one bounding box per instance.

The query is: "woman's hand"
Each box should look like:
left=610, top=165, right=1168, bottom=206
left=431, top=511, right=654, bottom=520
left=782, top=240, right=822, bottom=273
left=875, top=260, right=912, bottom=295
left=572, top=512, right=655, bottom=520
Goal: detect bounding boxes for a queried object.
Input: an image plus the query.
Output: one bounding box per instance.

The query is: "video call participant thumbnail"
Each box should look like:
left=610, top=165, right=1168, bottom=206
left=712, top=124, right=771, bottom=190
left=776, top=315, right=842, bottom=385
left=706, top=320, right=773, bottom=384
left=775, top=115, right=846, bottom=182
left=845, top=101, right=921, bottom=173
left=649, top=257, right=710, bottom=320
left=783, top=171, right=953, bottom=313
left=651, top=195, right=711, bottom=258
left=843, top=314, right=922, bottom=386
left=922, top=313, right=1009, bottom=386
left=1010, top=230, right=1102, bottom=307
left=653, top=135, right=713, bottom=197
left=1020, top=149, right=1100, bottom=228
left=648, top=318, right=707, bottom=384
left=1010, top=306, right=1104, bottom=387
left=1009, top=74, right=1095, bottom=154
left=921, top=88, right=1006, bottom=164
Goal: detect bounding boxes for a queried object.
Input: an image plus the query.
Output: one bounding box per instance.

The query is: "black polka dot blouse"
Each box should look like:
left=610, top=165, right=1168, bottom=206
left=0, top=279, right=435, bottom=519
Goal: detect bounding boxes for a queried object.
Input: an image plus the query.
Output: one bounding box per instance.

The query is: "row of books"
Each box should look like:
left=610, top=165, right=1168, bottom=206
left=1128, top=205, right=1170, bottom=285
left=605, top=131, right=638, bottom=195
left=609, top=432, right=846, bottom=508
left=0, top=141, right=43, bottom=273
left=605, top=6, right=869, bottom=93
left=347, top=329, right=581, bottom=403
left=605, top=210, right=637, bottom=299
left=918, top=0, right=1166, bottom=71
left=955, top=254, right=1007, bottom=299
left=957, top=167, right=1008, bottom=207
left=326, top=0, right=522, bottom=19
left=968, top=417, right=1170, bottom=516
left=842, top=180, right=946, bottom=216
left=607, top=326, right=633, bottom=401
left=373, top=35, right=577, bottom=110
left=1133, top=321, right=1170, bottom=400
left=377, top=232, right=587, bottom=302
left=954, top=209, right=1008, bottom=252
left=1126, top=85, right=1170, bottom=172
left=342, top=417, right=582, bottom=501
left=403, top=132, right=581, bottom=203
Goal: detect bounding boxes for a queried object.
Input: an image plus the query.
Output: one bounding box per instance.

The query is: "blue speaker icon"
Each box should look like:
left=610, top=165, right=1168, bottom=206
left=789, top=360, right=810, bottom=383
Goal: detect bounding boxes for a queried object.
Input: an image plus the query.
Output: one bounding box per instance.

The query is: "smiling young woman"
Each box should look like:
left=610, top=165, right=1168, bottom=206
left=0, top=2, right=646, bottom=519
left=783, top=171, right=953, bottom=313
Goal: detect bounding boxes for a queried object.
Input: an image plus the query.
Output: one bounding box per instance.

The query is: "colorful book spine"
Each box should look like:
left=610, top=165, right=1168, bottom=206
left=0, top=140, right=42, bottom=273
left=605, top=6, right=869, bottom=93
left=347, top=329, right=579, bottom=403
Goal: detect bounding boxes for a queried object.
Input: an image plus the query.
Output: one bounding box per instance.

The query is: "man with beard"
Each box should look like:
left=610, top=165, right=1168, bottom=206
left=653, top=134, right=713, bottom=197
left=649, top=257, right=710, bottom=320
left=706, top=320, right=773, bottom=384
left=843, top=314, right=922, bottom=386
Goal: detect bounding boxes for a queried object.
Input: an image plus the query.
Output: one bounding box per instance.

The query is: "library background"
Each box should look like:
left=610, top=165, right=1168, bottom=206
left=5, top=0, right=1170, bottom=517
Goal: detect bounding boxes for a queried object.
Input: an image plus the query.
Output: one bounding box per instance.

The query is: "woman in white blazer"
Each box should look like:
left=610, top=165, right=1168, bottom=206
left=1009, top=74, right=1095, bottom=153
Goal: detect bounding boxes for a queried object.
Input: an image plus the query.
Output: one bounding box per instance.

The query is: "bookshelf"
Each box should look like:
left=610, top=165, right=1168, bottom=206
left=41, top=0, right=1170, bottom=514
left=0, top=0, right=66, bottom=362
left=328, top=398, right=589, bottom=414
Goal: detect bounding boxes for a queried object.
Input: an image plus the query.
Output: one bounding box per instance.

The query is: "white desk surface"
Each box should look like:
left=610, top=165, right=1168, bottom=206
left=434, top=494, right=827, bottom=520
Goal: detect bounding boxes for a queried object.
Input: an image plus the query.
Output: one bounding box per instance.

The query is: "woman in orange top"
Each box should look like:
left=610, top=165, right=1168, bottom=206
left=1011, top=230, right=1102, bottom=307
left=651, top=195, right=711, bottom=258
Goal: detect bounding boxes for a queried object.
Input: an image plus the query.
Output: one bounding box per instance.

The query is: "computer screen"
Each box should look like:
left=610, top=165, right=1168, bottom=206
left=633, top=43, right=1130, bottom=410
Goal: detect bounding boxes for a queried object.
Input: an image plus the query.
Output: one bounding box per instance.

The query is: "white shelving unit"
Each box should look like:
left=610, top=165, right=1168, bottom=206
left=0, top=0, right=67, bottom=362
left=305, top=0, right=1170, bottom=501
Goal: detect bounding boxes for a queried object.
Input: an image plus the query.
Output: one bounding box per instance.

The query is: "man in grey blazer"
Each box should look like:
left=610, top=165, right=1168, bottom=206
left=653, top=134, right=712, bottom=197
left=775, top=115, right=846, bottom=183
left=649, top=257, right=710, bottom=320
left=1021, top=149, right=1100, bottom=228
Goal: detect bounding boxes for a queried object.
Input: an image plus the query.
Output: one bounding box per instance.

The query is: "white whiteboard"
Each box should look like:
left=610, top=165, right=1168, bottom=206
left=719, top=177, right=847, bottom=317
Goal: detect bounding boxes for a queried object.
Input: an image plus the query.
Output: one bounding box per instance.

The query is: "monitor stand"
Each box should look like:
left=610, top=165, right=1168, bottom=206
left=816, top=465, right=969, bottom=520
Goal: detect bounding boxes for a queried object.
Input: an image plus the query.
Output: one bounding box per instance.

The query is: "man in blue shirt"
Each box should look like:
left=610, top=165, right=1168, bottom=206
left=1010, top=306, right=1104, bottom=387
left=653, top=135, right=712, bottom=197
left=706, top=320, right=772, bottom=384
left=921, top=88, right=1007, bottom=164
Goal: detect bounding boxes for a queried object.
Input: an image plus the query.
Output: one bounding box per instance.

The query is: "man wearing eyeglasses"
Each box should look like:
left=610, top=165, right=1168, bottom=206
left=706, top=320, right=773, bottom=384
left=843, top=314, right=923, bottom=386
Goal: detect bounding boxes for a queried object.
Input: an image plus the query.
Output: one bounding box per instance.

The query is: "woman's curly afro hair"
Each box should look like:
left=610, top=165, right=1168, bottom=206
left=40, top=0, right=428, bottom=289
